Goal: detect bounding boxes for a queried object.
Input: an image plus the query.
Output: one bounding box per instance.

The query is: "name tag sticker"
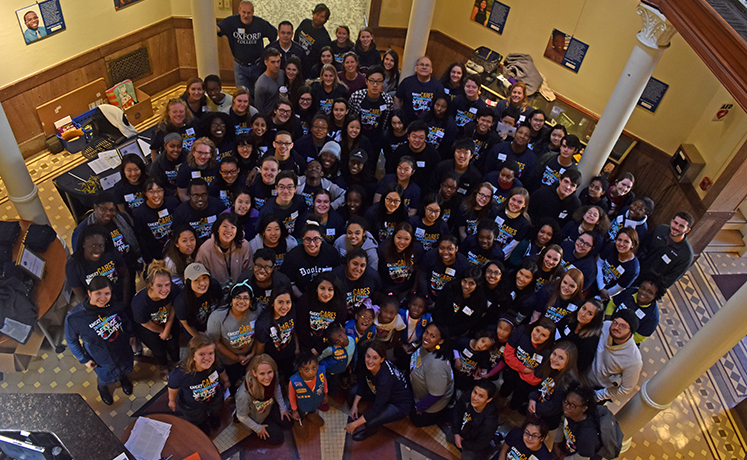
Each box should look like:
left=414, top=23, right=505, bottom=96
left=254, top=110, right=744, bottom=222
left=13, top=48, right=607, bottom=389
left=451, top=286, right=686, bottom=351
left=555, top=329, right=561, bottom=340
left=617, top=266, right=625, bottom=275
left=272, top=190, right=278, bottom=196
left=662, top=254, right=671, bottom=264
left=291, top=210, right=299, bottom=219
left=469, top=107, right=478, bottom=114
left=498, top=153, right=507, bottom=161
left=191, top=171, right=201, bottom=178
left=533, top=353, right=543, bottom=364
left=457, top=187, right=467, bottom=195
left=124, top=194, right=135, bottom=202
left=559, top=211, right=568, bottom=219
left=158, top=209, right=169, bottom=218
left=415, top=228, right=426, bottom=238
left=565, top=326, right=571, bottom=336
left=380, top=105, right=388, bottom=111
left=209, top=371, right=219, bottom=382
left=462, top=306, right=474, bottom=316
left=445, top=267, right=456, bottom=276
left=417, top=161, right=426, bottom=168
left=462, top=348, right=473, bottom=358
left=186, top=127, right=195, bottom=135
left=266, top=290, right=272, bottom=297
left=238, top=28, right=245, bottom=34
left=326, top=228, right=335, bottom=235
left=567, top=303, right=578, bottom=312
left=635, top=308, right=646, bottom=319
left=207, top=215, right=217, bottom=223
left=494, top=216, right=505, bottom=227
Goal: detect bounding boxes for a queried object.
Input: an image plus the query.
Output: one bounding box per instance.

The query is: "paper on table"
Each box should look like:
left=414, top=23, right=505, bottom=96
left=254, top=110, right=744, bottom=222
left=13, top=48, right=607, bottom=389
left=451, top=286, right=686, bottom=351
left=112, top=454, right=128, bottom=460
left=88, top=158, right=112, bottom=174
left=124, top=416, right=171, bottom=460
left=100, top=172, right=121, bottom=191
left=99, top=149, right=122, bottom=168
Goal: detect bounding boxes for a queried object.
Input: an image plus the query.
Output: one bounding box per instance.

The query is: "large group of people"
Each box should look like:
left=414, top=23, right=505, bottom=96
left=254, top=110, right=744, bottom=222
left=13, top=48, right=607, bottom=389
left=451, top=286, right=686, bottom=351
left=63, top=1, right=696, bottom=457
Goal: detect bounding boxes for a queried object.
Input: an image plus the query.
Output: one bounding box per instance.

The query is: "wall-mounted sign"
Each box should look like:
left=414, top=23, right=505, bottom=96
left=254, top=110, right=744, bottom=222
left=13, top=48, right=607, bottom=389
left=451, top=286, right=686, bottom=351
left=471, top=0, right=510, bottom=35
left=637, top=77, right=669, bottom=113
left=16, top=0, right=65, bottom=45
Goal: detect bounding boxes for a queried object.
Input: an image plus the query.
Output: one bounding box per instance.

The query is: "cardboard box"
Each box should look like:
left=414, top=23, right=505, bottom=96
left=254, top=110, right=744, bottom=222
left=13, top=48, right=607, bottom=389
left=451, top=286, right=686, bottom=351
left=36, top=78, right=108, bottom=138
left=124, top=88, right=153, bottom=126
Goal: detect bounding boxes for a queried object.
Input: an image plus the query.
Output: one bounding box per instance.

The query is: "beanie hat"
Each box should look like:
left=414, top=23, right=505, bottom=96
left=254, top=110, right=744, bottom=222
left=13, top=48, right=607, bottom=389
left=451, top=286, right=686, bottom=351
left=612, top=308, right=639, bottom=335
left=320, top=141, right=341, bottom=160
left=164, top=132, right=183, bottom=144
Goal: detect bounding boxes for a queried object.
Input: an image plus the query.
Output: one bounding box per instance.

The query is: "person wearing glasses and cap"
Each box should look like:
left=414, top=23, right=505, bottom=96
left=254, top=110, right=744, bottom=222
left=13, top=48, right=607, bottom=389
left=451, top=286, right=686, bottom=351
left=207, top=280, right=261, bottom=391
left=174, top=263, right=224, bottom=339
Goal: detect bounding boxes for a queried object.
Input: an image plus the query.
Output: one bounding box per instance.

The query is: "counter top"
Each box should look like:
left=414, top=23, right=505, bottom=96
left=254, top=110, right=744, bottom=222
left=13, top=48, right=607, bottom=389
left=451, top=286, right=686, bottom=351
left=0, top=393, right=133, bottom=460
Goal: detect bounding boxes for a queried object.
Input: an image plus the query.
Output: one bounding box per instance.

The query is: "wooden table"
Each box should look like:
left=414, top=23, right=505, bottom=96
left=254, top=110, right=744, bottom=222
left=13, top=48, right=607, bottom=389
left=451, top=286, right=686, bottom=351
left=121, top=413, right=222, bottom=460
left=0, top=220, right=67, bottom=351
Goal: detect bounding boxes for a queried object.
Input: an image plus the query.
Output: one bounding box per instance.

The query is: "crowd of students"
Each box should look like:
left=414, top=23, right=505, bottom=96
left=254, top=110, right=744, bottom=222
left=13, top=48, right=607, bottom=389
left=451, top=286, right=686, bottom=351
left=62, top=1, right=697, bottom=458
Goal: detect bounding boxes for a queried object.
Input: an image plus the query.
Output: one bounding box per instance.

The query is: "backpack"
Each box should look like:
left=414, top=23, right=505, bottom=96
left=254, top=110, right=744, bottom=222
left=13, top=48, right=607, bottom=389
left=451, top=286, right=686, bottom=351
left=596, top=404, right=623, bottom=459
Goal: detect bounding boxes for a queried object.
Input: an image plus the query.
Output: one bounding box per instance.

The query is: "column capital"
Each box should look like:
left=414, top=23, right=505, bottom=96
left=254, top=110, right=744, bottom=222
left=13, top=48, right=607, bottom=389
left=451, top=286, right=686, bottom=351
left=636, top=3, right=677, bottom=49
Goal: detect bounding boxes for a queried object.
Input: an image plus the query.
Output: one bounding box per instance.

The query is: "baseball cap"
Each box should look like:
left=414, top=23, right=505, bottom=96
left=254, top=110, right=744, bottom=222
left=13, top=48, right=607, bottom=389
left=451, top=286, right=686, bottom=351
left=184, top=263, right=210, bottom=281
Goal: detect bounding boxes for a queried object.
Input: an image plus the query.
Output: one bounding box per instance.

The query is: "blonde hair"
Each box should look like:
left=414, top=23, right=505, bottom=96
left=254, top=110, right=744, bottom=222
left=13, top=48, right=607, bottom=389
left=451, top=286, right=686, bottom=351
left=244, top=354, right=279, bottom=399
left=316, top=64, right=348, bottom=91
left=158, top=98, right=194, bottom=130
left=146, top=260, right=172, bottom=286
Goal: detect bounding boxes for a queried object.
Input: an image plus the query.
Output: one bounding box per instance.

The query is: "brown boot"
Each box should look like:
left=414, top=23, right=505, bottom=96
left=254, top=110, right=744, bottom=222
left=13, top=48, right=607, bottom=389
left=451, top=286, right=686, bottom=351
left=306, top=411, right=325, bottom=427
left=292, top=420, right=309, bottom=439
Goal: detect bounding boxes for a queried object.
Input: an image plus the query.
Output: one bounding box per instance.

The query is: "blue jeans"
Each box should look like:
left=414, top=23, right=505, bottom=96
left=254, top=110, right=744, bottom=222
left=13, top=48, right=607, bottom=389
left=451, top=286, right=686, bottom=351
left=233, top=61, right=263, bottom=97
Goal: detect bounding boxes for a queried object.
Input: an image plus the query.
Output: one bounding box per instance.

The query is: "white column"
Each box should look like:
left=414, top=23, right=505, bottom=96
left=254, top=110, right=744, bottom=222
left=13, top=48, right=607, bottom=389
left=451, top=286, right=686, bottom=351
left=577, top=3, right=676, bottom=187
left=615, top=282, right=747, bottom=451
left=190, top=0, right=221, bottom=78
left=0, top=102, right=49, bottom=225
left=400, top=0, right=437, bottom=81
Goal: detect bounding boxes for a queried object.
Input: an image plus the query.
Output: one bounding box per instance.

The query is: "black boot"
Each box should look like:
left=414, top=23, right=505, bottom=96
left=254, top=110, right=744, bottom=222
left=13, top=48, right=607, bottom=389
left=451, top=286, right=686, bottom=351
left=120, top=375, right=133, bottom=395
left=98, top=384, right=113, bottom=405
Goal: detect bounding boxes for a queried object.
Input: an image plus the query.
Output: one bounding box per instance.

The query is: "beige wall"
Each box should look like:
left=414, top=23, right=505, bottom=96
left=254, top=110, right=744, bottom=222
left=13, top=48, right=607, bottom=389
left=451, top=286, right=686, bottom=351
left=0, top=0, right=173, bottom=87
left=684, top=86, right=747, bottom=199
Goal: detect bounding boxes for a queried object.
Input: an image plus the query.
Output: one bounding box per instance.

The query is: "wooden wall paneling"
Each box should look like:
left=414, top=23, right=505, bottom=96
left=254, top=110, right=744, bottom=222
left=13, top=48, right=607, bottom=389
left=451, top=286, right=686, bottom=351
left=174, top=28, right=198, bottom=68
left=427, top=31, right=474, bottom=77
left=369, top=0, right=382, bottom=28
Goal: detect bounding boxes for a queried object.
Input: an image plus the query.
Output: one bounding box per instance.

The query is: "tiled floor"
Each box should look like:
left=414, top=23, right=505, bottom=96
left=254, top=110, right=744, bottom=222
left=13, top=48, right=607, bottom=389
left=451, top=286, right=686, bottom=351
left=2, top=80, right=747, bottom=458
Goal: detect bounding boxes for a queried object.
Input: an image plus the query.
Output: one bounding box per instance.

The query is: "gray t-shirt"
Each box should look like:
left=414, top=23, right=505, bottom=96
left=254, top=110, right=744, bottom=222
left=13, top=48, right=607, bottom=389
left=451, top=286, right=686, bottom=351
left=254, top=70, right=285, bottom=116
left=207, top=307, right=261, bottom=364
left=409, top=347, right=454, bottom=413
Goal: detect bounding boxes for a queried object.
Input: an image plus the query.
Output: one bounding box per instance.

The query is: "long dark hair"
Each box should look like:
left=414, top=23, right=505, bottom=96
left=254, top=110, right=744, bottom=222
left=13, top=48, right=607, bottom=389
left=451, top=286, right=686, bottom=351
left=210, top=212, right=244, bottom=249
left=439, top=62, right=466, bottom=88
left=563, top=298, right=604, bottom=339
left=536, top=340, right=579, bottom=386
left=164, top=224, right=198, bottom=281
left=426, top=322, right=453, bottom=365
left=384, top=222, right=416, bottom=266
left=376, top=182, right=408, bottom=224
left=120, top=154, right=148, bottom=186
left=183, top=273, right=223, bottom=329
left=305, top=271, right=346, bottom=312
left=460, top=182, right=496, bottom=220
left=383, top=49, right=400, bottom=88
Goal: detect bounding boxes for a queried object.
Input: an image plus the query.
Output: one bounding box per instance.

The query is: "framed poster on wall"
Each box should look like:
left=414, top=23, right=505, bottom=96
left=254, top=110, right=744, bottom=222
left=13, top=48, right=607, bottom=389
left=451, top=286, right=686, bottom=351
left=115, top=0, right=146, bottom=10
left=16, top=0, right=65, bottom=45
left=471, top=0, right=510, bottom=34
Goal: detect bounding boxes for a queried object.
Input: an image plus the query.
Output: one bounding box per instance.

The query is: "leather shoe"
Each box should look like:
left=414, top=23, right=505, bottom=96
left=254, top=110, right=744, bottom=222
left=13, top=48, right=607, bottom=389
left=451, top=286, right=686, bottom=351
left=120, top=376, right=133, bottom=395
left=98, top=385, right=113, bottom=406
left=352, top=426, right=378, bottom=441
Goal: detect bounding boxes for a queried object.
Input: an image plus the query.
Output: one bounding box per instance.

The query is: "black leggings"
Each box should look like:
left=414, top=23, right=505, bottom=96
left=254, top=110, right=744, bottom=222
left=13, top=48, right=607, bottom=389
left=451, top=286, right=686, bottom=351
left=500, top=368, right=535, bottom=410
left=137, top=325, right=180, bottom=366
left=258, top=403, right=293, bottom=445
left=178, top=395, right=224, bottom=427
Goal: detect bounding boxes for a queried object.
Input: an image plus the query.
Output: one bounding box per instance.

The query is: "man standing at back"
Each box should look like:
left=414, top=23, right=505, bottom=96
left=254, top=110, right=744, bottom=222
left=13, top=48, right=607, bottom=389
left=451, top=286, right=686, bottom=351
left=217, top=0, right=277, bottom=95
left=295, top=3, right=332, bottom=77
left=395, top=56, right=444, bottom=123
left=266, top=20, right=307, bottom=70
left=254, top=48, right=285, bottom=116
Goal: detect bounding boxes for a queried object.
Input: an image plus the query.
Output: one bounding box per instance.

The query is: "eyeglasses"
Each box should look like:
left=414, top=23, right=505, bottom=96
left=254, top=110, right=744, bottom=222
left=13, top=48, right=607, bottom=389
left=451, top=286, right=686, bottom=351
left=477, top=192, right=492, bottom=200
left=195, top=150, right=212, bottom=157
left=303, top=237, right=323, bottom=244
left=385, top=197, right=401, bottom=205
left=299, top=97, right=313, bottom=102
left=563, top=399, right=584, bottom=410
left=254, top=264, right=274, bottom=272
left=275, top=141, right=292, bottom=147
left=486, top=269, right=502, bottom=276
left=425, top=207, right=441, bottom=214
left=576, top=238, right=593, bottom=248
left=367, top=79, right=384, bottom=85
left=220, top=168, right=239, bottom=175
left=277, top=184, right=295, bottom=191
left=523, top=430, right=543, bottom=440
left=277, top=108, right=291, bottom=114
left=234, top=295, right=252, bottom=302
